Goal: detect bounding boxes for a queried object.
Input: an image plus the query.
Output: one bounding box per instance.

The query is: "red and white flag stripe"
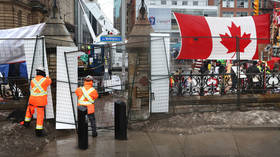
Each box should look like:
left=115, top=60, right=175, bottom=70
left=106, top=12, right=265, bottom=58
left=174, top=13, right=270, bottom=60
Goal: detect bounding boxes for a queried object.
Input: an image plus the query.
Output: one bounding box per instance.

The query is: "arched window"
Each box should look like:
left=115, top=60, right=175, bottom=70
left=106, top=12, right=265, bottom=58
left=17, top=10, right=22, bottom=26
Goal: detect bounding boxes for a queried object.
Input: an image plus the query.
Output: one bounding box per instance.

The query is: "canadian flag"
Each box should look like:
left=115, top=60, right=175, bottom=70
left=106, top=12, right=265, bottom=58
left=174, top=13, right=270, bottom=60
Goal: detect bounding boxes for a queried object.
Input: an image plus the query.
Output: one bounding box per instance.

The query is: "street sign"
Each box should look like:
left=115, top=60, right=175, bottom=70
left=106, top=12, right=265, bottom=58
left=100, top=36, right=122, bottom=42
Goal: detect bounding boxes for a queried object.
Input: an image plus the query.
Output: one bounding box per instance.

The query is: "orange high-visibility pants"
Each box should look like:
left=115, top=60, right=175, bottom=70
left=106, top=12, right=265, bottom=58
left=24, top=104, right=45, bottom=130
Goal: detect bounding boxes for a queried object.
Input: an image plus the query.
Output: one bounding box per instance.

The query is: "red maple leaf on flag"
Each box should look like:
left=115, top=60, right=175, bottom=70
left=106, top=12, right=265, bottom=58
left=219, top=22, right=251, bottom=58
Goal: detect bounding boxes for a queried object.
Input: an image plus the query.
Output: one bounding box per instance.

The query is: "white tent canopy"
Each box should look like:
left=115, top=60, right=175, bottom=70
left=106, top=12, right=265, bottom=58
left=0, top=23, right=45, bottom=64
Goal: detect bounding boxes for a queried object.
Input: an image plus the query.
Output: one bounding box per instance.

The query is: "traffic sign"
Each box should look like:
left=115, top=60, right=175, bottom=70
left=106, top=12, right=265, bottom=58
left=100, top=36, right=122, bottom=42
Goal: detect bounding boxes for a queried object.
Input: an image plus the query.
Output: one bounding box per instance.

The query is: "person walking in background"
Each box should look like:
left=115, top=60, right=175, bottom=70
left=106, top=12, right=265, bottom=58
left=75, top=75, right=99, bottom=137
left=273, top=62, right=280, bottom=72
left=200, top=60, right=210, bottom=74
left=246, top=61, right=260, bottom=92
left=23, top=67, right=52, bottom=137
left=258, top=61, right=271, bottom=74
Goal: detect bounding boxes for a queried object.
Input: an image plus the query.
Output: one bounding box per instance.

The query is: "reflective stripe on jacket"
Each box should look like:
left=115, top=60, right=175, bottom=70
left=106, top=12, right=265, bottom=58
left=75, top=81, right=99, bottom=114
left=78, top=87, right=96, bottom=105
left=29, top=75, right=52, bottom=106
left=31, top=78, right=47, bottom=96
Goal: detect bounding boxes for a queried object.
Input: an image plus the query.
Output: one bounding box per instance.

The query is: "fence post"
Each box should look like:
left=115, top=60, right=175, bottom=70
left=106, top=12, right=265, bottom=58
left=189, top=71, right=193, bottom=96
left=200, top=74, right=204, bottom=96
left=263, top=67, right=266, bottom=93
left=64, top=52, right=78, bottom=130
left=25, top=36, right=39, bottom=108
left=221, top=73, right=225, bottom=95
left=236, top=36, right=241, bottom=109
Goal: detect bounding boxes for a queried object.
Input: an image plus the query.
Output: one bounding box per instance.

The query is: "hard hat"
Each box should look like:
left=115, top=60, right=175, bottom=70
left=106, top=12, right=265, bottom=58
left=36, top=66, right=45, bottom=72
left=85, top=75, right=93, bottom=81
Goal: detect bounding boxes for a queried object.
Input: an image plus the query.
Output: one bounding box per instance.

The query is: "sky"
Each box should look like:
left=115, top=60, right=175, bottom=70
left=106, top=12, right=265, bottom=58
left=97, top=0, right=114, bottom=24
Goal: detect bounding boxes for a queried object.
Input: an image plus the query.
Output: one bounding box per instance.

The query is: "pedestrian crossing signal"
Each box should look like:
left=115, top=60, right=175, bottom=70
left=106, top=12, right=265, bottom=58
left=252, top=0, right=259, bottom=15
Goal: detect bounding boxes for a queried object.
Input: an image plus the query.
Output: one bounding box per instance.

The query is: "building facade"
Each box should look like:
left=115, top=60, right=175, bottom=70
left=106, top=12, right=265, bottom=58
left=0, top=0, right=49, bottom=29
left=136, top=0, right=218, bottom=33
left=220, top=0, right=254, bottom=17
left=0, top=0, right=75, bottom=30
left=219, top=0, right=273, bottom=17
left=114, top=0, right=134, bottom=36
left=58, top=0, right=75, bottom=25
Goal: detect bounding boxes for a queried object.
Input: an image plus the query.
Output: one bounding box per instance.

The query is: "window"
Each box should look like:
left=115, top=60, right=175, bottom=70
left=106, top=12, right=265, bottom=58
left=263, top=0, right=267, bottom=8
left=161, top=0, right=166, bottom=5
left=204, top=10, right=218, bottom=17
left=222, top=12, right=234, bottom=17
left=171, top=18, right=178, bottom=30
left=150, top=1, right=156, bottom=5
left=236, top=12, right=248, bottom=16
left=222, top=0, right=234, bottom=8
left=17, top=10, right=22, bottom=26
left=27, top=14, right=31, bottom=25
left=171, top=19, right=177, bottom=25
left=172, top=1, right=177, bottom=5
left=182, top=1, right=188, bottom=5
left=237, top=0, right=248, bottom=8
left=258, top=0, right=262, bottom=8
left=193, top=1, right=198, bottom=6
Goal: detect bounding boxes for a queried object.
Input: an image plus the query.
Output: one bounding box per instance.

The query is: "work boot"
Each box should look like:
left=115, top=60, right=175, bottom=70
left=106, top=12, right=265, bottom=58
left=92, top=132, right=98, bottom=137
left=23, top=121, right=30, bottom=128
left=35, top=129, right=46, bottom=137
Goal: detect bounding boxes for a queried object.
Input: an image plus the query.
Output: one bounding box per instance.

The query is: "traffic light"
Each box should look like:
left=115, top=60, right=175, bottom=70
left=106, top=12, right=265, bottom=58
left=252, top=0, right=259, bottom=15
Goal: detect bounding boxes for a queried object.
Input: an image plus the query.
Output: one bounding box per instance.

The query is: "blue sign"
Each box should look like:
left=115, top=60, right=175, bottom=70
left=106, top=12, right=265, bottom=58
left=100, top=36, right=122, bottom=42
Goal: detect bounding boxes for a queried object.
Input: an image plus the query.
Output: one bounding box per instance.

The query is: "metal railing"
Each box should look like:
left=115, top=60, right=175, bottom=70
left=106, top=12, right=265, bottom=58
left=170, top=72, right=280, bottom=97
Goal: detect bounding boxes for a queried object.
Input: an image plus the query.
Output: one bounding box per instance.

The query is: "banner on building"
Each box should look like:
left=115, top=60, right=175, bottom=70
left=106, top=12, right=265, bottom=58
left=148, top=8, right=171, bottom=31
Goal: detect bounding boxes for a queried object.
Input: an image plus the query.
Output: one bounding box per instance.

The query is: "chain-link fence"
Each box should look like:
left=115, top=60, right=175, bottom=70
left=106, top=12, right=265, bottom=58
left=61, top=44, right=128, bottom=132
left=60, top=34, right=279, bottom=127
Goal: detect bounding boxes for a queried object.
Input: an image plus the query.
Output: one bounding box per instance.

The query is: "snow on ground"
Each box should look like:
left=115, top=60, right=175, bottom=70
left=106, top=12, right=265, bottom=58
left=129, top=110, right=280, bottom=134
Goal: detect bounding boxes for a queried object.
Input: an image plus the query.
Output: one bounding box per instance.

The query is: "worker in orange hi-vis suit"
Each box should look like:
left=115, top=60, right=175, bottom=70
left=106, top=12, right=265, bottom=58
left=75, top=75, right=99, bottom=137
left=23, top=66, right=52, bottom=137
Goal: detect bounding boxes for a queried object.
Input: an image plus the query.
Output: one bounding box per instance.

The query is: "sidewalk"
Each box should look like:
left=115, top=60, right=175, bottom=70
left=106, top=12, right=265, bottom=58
left=38, top=129, right=280, bottom=157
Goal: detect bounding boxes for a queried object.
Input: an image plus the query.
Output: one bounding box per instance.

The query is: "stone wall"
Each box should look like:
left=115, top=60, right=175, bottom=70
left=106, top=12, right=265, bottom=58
left=0, top=0, right=48, bottom=29
left=57, top=0, right=75, bottom=25
left=0, top=0, right=75, bottom=30
left=171, top=94, right=280, bottom=113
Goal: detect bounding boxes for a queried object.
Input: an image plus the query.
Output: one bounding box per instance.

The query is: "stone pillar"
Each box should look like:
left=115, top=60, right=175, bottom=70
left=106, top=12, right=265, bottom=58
left=40, top=5, right=75, bottom=108
left=127, top=10, right=154, bottom=120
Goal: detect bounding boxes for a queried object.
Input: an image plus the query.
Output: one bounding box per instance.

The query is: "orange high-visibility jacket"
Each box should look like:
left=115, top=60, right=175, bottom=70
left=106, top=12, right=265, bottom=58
left=29, top=75, right=52, bottom=106
left=75, top=81, right=98, bottom=113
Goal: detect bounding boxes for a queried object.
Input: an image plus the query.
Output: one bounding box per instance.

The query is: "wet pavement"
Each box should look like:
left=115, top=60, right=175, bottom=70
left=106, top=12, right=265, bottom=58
left=38, top=129, right=280, bottom=157
left=94, top=96, right=115, bottom=128
left=94, top=94, right=126, bottom=128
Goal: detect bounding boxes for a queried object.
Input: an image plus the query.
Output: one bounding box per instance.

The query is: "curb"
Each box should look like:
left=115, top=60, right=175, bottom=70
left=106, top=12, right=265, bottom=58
left=214, top=125, right=280, bottom=131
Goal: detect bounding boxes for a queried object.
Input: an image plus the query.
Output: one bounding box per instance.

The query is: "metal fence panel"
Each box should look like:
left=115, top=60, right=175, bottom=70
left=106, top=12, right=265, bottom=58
left=150, top=34, right=170, bottom=113
left=56, top=46, right=79, bottom=129
left=24, top=38, right=54, bottom=119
